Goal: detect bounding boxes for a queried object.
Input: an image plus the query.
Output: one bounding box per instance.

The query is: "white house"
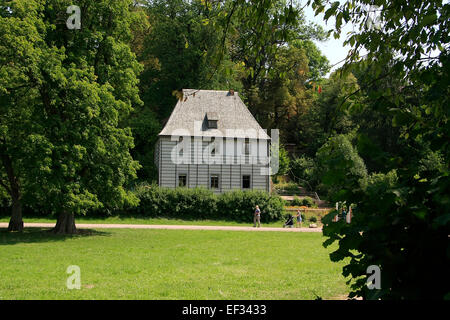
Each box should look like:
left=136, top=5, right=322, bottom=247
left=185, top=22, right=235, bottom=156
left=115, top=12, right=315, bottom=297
left=155, top=89, right=272, bottom=193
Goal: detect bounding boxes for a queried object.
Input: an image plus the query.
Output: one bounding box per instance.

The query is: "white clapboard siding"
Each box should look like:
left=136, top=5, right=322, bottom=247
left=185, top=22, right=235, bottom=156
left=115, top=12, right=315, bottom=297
left=157, top=136, right=270, bottom=193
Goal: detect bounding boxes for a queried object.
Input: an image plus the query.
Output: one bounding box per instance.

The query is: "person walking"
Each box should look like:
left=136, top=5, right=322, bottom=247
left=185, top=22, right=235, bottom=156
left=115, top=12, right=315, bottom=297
left=296, top=209, right=303, bottom=228
left=253, top=205, right=261, bottom=228
left=342, top=206, right=347, bottom=221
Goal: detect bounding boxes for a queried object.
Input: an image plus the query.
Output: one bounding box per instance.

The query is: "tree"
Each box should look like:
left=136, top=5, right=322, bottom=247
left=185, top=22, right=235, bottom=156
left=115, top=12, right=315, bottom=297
left=310, top=0, right=450, bottom=299
left=289, top=156, right=317, bottom=191
left=315, top=133, right=368, bottom=202
left=0, top=0, right=52, bottom=231
left=0, top=0, right=143, bottom=233
left=125, top=107, right=161, bottom=181
left=292, top=39, right=330, bottom=82
left=296, top=70, right=360, bottom=157
left=128, top=0, right=246, bottom=181
left=224, top=0, right=328, bottom=144
left=275, top=144, right=290, bottom=179
left=138, top=0, right=243, bottom=121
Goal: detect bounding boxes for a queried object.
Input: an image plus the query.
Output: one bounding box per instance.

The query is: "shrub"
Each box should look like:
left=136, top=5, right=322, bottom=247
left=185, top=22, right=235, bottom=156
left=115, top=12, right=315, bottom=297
left=316, top=134, right=368, bottom=201
left=273, top=182, right=300, bottom=194
left=290, top=156, right=318, bottom=189
left=309, top=216, right=317, bottom=223
left=291, top=196, right=303, bottom=206
left=130, top=184, right=285, bottom=223
left=302, top=197, right=316, bottom=208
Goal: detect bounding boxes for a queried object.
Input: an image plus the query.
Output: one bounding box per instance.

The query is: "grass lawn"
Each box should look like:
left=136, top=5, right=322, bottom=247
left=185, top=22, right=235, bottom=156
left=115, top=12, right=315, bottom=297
left=0, top=227, right=349, bottom=299
left=0, top=215, right=316, bottom=228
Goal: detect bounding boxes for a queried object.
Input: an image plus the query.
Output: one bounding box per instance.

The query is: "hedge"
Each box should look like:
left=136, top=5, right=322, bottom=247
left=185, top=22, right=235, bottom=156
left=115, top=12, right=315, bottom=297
left=0, top=185, right=286, bottom=223
left=130, top=184, right=285, bottom=223
left=290, top=196, right=317, bottom=208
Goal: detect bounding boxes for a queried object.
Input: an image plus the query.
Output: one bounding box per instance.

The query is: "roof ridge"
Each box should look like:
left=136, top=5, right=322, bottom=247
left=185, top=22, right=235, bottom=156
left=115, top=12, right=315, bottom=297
left=183, top=88, right=239, bottom=94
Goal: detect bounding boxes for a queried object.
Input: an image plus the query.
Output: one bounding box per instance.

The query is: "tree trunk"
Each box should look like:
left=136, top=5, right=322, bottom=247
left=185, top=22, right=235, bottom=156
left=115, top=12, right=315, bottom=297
left=8, top=196, right=23, bottom=232
left=1, top=152, right=24, bottom=232
left=52, top=211, right=77, bottom=234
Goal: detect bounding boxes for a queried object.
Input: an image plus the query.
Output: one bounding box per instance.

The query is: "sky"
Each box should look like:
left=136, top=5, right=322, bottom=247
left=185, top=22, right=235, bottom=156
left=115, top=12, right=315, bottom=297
left=303, top=4, right=355, bottom=76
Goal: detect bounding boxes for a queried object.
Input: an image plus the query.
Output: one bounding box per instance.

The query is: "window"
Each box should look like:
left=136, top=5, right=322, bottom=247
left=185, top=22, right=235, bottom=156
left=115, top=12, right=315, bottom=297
left=210, top=175, right=219, bottom=189
left=178, top=136, right=184, bottom=156
left=178, top=174, right=187, bottom=187
left=208, top=120, right=218, bottom=129
left=244, top=138, right=250, bottom=155
left=210, top=137, right=216, bottom=155
left=242, top=175, right=251, bottom=189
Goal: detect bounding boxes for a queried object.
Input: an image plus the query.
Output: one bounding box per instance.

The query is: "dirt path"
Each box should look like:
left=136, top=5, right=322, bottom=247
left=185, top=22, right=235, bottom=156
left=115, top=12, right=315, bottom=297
left=0, top=222, right=322, bottom=233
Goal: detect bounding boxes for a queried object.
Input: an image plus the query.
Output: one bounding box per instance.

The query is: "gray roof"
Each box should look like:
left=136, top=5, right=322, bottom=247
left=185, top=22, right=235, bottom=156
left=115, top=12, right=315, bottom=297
left=159, top=89, right=271, bottom=140
left=206, top=112, right=218, bottom=121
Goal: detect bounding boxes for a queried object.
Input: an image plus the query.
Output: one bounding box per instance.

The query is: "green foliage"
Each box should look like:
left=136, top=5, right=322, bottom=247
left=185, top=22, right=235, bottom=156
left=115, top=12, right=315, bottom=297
left=137, top=0, right=243, bottom=121
left=0, top=184, right=9, bottom=206
left=125, top=108, right=161, bottom=181
left=273, top=181, right=300, bottom=195
left=130, top=0, right=332, bottom=184
left=0, top=0, right=142, bottom=219
left=418, top=150, right=446, bottom=173
left=316, top=134, right=368, bottom=202
left=309, top=216, right=317, bottom=223
left=292, top=40, right=330, bottom=82
left=312, top=0, right=450, bottom=299
left=215, top=0, right=329, bottom=145
left=129, top=0, right=246, bottom=180
left=276, top=144, right=290, bottom=177
left=290, top=156, right=317, bottom=190
left=131, top=184, right=285, bottom=223
left=288, top=196, right=316, bottom=208
left=290, top=196, right=303, bottom=206
left=302, top=197, right=316, bottom=208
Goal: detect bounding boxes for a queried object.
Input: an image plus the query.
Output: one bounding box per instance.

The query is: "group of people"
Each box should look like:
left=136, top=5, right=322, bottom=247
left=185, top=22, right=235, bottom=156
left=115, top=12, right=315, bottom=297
left=253, top=202, right=351, bottom=228
left=282, top=209, right=304, bottom=228
left=333, top=202, right=352, bottom=223
left=253, top=205, right=304, bottom=228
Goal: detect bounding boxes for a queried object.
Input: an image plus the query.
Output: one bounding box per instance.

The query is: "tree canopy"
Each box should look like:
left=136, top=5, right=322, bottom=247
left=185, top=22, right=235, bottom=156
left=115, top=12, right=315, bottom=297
left=309, top=0, right=449, bottom=299
left=0, top=0, right=143, bottom=233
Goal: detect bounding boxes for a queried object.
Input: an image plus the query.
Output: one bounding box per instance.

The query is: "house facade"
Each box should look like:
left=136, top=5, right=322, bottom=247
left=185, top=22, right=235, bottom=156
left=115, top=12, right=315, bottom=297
left=155, top=89, right=271, bottom=193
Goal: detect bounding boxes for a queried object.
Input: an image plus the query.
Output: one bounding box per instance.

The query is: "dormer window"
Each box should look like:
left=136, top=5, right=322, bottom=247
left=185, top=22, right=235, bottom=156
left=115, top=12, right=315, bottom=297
left=206, top=112, right=218, bottom=129
left=208, top=120, right=218, bottom=129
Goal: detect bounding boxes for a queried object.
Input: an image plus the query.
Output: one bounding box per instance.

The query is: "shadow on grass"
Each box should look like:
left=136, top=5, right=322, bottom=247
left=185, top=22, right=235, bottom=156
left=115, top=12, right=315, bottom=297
left=0, top=213, right=283, bottom=226
left=0, top=227, right=111, bottom=246
left=0, top=213, right=248, bottom=223
left=74, top=213, right=255, bottom=224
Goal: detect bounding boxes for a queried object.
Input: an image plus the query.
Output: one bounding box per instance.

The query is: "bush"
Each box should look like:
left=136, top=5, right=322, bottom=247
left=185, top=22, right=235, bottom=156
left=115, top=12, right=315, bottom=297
left=289, top=196, right=316, bottom=208
left=131, top=184, right=217, bottom=219
left=309, top=216, right=317, bottom=223
left=291, top=196, right=303, bottom=206
left=130, top=184, right=285, bottom=223
left=302, top=197, right=316, bottom=208
left=290, top=156, right=318, bottom=189
left=316, top=134, right=368, bottom=201
left=273, top=181, right=300, bottom=194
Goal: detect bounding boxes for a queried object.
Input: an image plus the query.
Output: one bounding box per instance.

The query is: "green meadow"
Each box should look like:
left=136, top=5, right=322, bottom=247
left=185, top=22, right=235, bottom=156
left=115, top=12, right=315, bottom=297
left=0, top=228, right=348, bottom=300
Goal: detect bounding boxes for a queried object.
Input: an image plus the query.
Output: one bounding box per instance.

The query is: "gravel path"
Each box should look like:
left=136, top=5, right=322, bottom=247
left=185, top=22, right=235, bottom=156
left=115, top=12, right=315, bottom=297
left=0, top=222, right=323, bottom=233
